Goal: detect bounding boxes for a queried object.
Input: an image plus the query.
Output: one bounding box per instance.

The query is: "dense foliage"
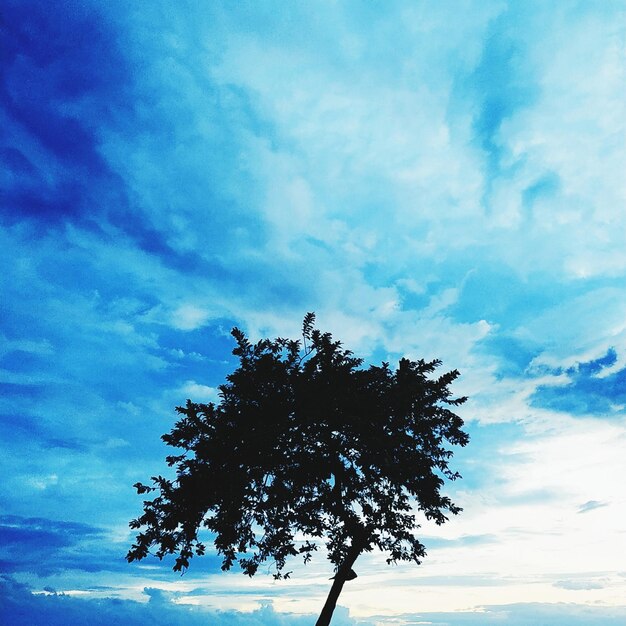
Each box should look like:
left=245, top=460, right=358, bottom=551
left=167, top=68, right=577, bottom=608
left=128, top=314, right=469, bottom=623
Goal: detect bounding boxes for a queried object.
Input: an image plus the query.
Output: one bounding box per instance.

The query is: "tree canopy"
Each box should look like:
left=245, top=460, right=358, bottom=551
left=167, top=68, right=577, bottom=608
left=127, top=313, right=469, bottom=625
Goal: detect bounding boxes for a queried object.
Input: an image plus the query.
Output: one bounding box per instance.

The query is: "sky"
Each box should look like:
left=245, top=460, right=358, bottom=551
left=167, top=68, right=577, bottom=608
left=1, top=0, right=626, bottom=624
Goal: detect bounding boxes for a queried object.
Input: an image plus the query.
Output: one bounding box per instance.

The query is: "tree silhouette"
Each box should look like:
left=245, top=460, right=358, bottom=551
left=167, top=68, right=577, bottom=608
left=127, top=313, right=469, bottom=625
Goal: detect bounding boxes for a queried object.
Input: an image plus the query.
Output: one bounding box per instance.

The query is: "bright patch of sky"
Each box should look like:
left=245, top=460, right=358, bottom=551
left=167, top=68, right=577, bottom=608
left=1, top=0, right=625, bottom=623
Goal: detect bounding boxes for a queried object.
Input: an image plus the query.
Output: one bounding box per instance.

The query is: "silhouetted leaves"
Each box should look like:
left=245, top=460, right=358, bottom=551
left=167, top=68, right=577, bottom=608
left=128, top=313, right=469, bottom=586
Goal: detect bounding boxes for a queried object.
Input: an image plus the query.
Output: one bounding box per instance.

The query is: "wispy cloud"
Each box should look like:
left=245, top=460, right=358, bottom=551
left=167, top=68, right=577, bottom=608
left=577, top=500, right=609, bottom=514
left=531, top=350, right=626, bottom=415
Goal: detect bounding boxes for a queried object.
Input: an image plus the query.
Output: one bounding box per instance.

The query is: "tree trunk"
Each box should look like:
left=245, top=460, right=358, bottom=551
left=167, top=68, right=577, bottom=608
left=315, top=544, right=361, bottom=626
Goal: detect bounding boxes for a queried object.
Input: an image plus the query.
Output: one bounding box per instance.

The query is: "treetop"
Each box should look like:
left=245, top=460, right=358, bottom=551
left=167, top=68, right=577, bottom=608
left=128, top=313, right=469, bottom=580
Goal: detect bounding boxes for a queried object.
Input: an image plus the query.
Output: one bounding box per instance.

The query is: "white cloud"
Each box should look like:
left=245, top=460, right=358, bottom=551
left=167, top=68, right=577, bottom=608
left=171, top=305, right=212, bottom=331
left=178, top=381, right=218, bottom=403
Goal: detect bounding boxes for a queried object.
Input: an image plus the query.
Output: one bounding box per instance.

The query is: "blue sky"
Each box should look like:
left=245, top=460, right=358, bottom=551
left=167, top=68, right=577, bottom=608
left=1, top=0, right=625, bottom=624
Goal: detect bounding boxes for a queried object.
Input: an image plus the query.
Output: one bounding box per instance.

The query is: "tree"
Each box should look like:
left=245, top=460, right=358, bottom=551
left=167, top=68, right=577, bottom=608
left=127, top=313, right=469, bottom=625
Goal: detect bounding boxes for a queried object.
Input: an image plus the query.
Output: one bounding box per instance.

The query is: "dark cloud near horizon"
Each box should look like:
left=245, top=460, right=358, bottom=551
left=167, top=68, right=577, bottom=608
left=0, top=515, right=148, bottom=577
left=0, top=575, right=363, bottom=626
left=0, top=514, right=226, bottom=579
left=0, top=515, right=107, bottom=576
left=2, top=575, right=625, bottom=626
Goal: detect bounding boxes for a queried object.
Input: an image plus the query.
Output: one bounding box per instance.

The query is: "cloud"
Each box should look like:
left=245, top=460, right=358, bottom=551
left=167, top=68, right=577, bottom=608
left=0, top=516, right=104, bottom=576
left=178, top=380, right=219, bottom=403
left=372, top=603, right=626, bottom=625
left=576, top=500, right=609, bottom=514
left=3, top=576, right=626, bottom=626
left=531, top=349, right=626, bottom=415
left=0, top=576, right=366, bottom=626
left=464, top=4, right=538, bottom=202
left=0, top=0, right=131, bottom=227
left=0, top=514, right=225, bottom=584
left=420, top=534, right=497, bottom=551
left=171, top=305, right=212, bottom=332
left=554, top=579, right=606, bottom=591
